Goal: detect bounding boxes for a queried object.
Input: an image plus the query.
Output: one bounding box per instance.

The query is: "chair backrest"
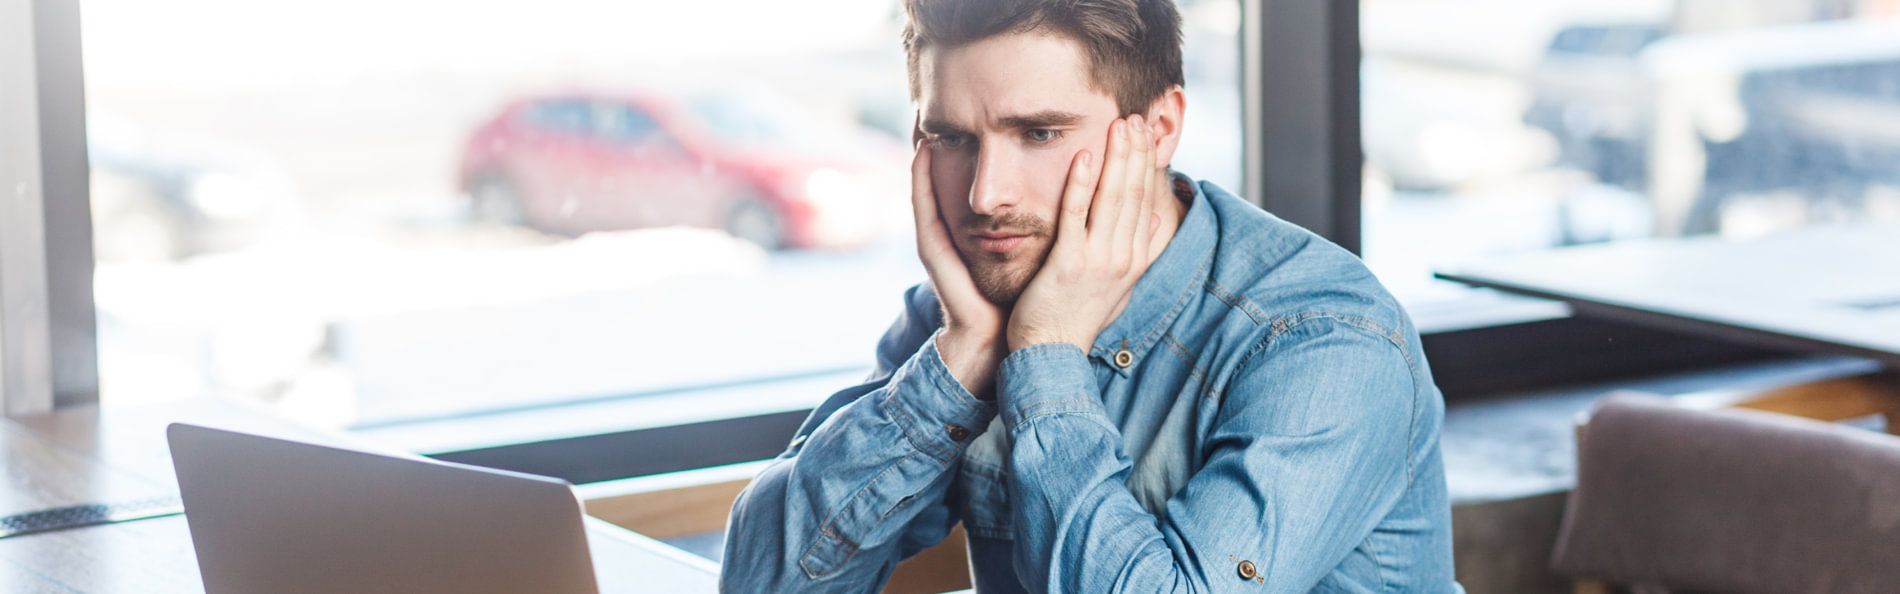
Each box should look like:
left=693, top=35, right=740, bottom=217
left=1552, top=393, right=1900, bottom=594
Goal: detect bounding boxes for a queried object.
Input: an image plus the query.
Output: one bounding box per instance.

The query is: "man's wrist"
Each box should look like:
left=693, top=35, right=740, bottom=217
left=935, top=329, right=1001, bottom=401
left=1005, top=333, right=1089, bottom=355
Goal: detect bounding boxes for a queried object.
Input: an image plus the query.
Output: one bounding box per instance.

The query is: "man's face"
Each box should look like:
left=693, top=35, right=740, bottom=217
left=917, top=31, right=1123, bottom=306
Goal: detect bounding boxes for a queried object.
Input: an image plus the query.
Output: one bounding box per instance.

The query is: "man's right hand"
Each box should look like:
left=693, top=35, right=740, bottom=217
left=910, top=139, right=1006, bottom=400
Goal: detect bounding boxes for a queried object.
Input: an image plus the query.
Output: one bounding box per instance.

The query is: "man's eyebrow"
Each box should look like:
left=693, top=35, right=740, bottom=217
left=919, top=117, right=969, bottom=136
left=920, top=110, right=1087, bottom=135
left=997, top=110, right=1086, bottom=129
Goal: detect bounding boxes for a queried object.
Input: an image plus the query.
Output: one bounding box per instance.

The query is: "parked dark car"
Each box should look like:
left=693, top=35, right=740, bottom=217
left=456, top=90, right=904, bottom=250
left=1526, top=20, right=1900, bottom=234
left=1523, top=22, right=1669, bottom=190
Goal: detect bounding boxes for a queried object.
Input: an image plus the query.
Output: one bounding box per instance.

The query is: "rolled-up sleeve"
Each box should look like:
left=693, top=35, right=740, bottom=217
left=721, top=285, right=997, bottom=592
left=999, top=317, right=1421, bottom=593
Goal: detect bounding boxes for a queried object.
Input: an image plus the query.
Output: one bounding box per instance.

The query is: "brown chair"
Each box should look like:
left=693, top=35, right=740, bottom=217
left=1551, top=390, right=1900, bottom=594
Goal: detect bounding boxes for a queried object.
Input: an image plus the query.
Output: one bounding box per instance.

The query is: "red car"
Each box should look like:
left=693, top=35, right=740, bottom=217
left=456, top=90, right=903, bottom=249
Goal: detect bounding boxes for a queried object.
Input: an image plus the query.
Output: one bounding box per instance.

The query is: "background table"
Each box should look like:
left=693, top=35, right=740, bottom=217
left=1436, top=224, right=1900, bottom=367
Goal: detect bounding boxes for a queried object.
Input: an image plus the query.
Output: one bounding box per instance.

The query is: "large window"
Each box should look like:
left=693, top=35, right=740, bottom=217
left=1360, top=0, right=1900, bottom=308
left=81, top=0, right=1242, bottom=429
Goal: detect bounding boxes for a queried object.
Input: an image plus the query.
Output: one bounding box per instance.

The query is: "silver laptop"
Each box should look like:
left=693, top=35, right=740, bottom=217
left=168, top=423, right=601, bottom=594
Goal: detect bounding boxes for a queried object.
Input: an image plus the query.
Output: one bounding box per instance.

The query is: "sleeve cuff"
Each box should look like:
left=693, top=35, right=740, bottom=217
left=881, top=328, right=999, bottom=462
left=999, top=343, right=1104, bottom=430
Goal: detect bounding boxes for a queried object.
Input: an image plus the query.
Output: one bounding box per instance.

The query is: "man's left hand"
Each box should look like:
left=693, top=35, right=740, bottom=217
left=1006, top=114, right=1165, bottom=353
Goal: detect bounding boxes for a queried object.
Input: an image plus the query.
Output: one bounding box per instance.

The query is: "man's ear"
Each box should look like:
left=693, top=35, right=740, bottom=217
left=1144, top=86, right=1187, bottom=170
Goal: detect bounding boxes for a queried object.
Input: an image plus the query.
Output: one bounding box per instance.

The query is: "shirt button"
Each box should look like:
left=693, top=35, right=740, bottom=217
left=1113, top=349, right=1134, bottom=368
left=946, top=424, right=970, bottom=441
left=1236, top=559, right=1258, bottom=580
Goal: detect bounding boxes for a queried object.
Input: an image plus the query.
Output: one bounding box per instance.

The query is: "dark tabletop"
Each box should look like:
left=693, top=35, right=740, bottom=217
left=1436, top=224, right=1900, bottom=367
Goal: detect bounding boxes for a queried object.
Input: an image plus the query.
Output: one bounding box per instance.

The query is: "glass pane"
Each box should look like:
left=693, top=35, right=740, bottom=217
left=83, top=0, right=1242, bottom=428
left=1360, top=0, right=1900, bottom=305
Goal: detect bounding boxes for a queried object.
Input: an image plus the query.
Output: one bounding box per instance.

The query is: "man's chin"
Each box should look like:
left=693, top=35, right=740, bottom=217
left=976, top=285, right=1023, bottom=308
left=955, top=239, right=1049, bottom=307
left=967, top=262, right=1036, bottom=307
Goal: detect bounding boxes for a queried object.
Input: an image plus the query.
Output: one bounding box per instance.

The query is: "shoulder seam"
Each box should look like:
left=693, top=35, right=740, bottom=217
left=1267, top=312, right=1411, bottom=364
left=1205, top=275, right=1270, bottom=326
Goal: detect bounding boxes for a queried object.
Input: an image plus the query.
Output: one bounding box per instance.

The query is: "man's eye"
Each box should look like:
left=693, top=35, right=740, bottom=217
left=1026, top=129, right=1061, bottom=144
left=935, top=135, right=968, bottom=150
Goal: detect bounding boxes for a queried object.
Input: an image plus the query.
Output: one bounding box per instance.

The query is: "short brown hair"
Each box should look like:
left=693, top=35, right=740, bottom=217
left=902, top=0, right=1185, bottom=116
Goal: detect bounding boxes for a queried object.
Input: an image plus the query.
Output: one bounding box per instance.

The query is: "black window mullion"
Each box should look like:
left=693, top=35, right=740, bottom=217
left=1243, top=0, right=1362, bottom=253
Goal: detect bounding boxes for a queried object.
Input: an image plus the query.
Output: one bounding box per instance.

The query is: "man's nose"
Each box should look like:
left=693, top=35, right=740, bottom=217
left=967, top=149, right=1021, bottom=217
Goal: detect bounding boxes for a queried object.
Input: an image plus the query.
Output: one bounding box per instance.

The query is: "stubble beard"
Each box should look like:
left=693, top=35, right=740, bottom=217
left=960, top=237, right=1052, bottom=309
left=950, top=209, right=1054, bottom=309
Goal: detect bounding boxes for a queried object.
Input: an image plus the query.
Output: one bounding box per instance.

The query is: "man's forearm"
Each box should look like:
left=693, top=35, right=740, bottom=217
left=721, top=329, right=998, bottom=592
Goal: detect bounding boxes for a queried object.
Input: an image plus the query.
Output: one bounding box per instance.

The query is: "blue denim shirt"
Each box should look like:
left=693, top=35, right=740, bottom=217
left=723, top=173, right=1460, bottom=593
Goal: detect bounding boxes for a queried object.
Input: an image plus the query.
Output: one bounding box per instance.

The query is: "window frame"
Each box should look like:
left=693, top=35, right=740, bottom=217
left=1242, top=0, right=1362, bottom=252
left=3, top=0, right=98, bottom=416
left=19, top=0, right=1787, bottom=478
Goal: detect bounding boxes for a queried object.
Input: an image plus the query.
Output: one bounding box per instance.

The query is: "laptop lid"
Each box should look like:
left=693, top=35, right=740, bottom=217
left=167, top=423, right=599, bottom=594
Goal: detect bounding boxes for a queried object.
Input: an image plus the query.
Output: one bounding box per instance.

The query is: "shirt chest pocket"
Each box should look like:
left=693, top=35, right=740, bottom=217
left=955, top=416, right=1015, bottom=541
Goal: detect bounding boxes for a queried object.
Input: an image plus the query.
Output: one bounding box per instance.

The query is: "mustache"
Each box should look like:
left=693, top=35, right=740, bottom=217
left=958, top=212, right=1050, bottom=237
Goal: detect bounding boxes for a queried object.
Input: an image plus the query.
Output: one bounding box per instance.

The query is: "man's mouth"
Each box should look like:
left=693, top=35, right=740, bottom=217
left=971, top=231, right=1030, bottom=254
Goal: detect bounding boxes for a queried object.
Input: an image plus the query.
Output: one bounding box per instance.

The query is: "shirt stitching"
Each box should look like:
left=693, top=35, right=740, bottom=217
left=881, top=387, right=952, bottom=465
left=1125, top=251, right=1217, bottom=368
left=799, top=459, right=906, bottom=579
left=1158, top=332, right=1215, bottom=401
left=1266, top=312, right=1412, bottom=363
left=1206, top=275, right=1271, bottom=326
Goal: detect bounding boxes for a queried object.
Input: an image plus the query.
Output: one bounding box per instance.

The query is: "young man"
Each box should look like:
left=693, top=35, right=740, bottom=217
left=722, top=0, right=1460, bottom=592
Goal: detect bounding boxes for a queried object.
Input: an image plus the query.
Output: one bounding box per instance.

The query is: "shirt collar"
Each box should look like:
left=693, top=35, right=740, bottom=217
left=1089, top=169, right=1218, bottom=377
